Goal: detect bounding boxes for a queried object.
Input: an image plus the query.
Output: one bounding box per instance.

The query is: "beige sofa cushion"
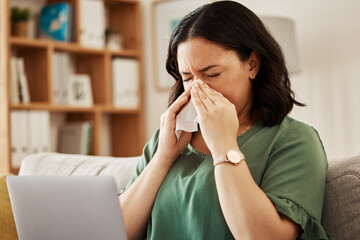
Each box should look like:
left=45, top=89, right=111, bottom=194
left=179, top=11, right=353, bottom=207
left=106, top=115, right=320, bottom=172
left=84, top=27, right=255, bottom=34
left=19, top=153, right=140, bottom=194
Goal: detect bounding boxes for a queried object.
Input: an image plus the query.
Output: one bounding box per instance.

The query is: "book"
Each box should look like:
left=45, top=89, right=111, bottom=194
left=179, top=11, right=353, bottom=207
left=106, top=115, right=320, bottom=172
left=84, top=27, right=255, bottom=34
left=58, top=122, right=93, bottom=155
left=79, top=0, right=106, bottom=48
left=10, top=57, right=20, bottom=104
left=17, top=58, right=30, bottom=104
left=10, top=110, right=30, bottom=168
left=39, top=2, right=74, bottom=42
left=52, top=52, right=74, bottom=104
left=100, top=114, right=111, bottom=156
left=112, top=58, right=139, bottom=109
left=52, top=52, right=64, bottom=104
left=10, top=110, right=51, bottom=168
left=29, top=111, right=51, bottom=154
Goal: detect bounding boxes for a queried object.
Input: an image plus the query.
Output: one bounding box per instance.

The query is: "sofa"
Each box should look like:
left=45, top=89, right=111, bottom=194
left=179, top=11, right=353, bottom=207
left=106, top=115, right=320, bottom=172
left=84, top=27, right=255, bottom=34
left=1, top=152, right=360, bottom=239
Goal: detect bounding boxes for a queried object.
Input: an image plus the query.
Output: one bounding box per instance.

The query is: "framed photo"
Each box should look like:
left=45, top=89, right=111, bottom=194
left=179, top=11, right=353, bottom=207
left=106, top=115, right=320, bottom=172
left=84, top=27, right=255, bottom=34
left=68, top=74, right=93, bottom=106
left=152, top=0, right=212, bottom=91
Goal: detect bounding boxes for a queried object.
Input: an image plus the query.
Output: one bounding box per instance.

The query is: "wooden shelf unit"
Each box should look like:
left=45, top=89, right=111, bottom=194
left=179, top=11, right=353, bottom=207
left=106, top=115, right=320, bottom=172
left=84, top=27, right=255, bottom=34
left=0, top=0, right=145, bottom=174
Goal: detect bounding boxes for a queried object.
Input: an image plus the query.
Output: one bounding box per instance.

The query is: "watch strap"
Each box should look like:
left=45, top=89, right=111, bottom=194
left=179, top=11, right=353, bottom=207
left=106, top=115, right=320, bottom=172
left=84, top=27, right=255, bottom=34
left=213, top=155, right=227, bottom=167
left=213, top=150, right=245, bottom=167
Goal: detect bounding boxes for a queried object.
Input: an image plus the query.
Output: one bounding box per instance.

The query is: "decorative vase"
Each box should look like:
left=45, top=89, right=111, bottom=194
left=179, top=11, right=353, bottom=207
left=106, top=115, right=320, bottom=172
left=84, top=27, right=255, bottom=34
left=12, top=21, right=28, bottom=37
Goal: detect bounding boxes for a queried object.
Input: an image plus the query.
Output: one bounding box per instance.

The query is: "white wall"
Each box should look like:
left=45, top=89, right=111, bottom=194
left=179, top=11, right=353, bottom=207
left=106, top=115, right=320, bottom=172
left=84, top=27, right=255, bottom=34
left=141, top=0, right=168, bottom=141
left=141, top=0, right=360, bottom=159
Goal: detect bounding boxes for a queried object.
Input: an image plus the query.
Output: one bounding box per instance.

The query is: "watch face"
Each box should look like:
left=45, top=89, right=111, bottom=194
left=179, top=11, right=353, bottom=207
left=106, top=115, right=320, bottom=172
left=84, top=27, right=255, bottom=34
left=227, top=150, right=242, bottom=164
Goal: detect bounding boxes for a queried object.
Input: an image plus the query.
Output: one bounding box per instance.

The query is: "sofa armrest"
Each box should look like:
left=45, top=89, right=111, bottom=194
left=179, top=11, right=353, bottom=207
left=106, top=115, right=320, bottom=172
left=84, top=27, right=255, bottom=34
left=19, top=152, right=140, bottom=194
left=322, top=155, right=360, bottom=239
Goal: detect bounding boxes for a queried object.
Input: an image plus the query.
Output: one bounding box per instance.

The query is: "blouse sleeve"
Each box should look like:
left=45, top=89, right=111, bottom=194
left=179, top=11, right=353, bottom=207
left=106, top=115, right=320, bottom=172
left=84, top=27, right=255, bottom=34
left=120, top=130, right=160, bottom=194
left=260, top=122, right=333, bottom=239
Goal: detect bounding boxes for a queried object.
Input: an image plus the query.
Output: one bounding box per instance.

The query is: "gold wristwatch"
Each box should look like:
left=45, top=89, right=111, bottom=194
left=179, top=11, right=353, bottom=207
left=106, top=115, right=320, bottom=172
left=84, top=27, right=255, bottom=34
left=213, top=150, right=245, bottom=167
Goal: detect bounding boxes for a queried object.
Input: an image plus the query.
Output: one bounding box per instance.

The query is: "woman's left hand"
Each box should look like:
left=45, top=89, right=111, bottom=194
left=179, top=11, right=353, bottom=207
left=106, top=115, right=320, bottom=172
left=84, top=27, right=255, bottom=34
left=191, top=79, right=239, bottom=159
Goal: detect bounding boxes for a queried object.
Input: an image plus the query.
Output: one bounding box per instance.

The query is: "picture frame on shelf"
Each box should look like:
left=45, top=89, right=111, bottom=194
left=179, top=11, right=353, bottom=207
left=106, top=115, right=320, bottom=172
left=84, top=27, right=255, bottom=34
left=151, top=0, right=211, bottom=91
left=68, top=74, right=93, bottom=107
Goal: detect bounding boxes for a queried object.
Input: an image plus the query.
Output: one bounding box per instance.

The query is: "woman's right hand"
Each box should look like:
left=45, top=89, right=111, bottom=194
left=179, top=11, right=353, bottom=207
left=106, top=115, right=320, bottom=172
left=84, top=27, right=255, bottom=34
left=156, top=86, right=192, bottom=166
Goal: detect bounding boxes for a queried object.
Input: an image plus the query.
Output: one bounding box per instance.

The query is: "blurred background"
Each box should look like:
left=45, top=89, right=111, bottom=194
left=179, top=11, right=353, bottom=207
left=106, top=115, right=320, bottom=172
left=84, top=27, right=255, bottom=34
left=143, top=0, right=360, bottom=160
left=1, top=0, right=359, bottom=173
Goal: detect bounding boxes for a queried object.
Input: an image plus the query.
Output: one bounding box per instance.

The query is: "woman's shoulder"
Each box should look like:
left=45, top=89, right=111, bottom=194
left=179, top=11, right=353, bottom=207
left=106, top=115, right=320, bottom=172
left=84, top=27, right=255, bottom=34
left=254, top=116, right=324, bottom=150
left=269, top=116, right=328, bottom=168
left=279, top=116, right=315, bottom=131
left=276, top=116, right=322, bottom=143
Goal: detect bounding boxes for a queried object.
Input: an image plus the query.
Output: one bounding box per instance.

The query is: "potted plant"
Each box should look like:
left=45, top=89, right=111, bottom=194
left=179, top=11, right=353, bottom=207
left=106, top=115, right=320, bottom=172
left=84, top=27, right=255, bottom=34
left=11, top=6, right=31, bottom=37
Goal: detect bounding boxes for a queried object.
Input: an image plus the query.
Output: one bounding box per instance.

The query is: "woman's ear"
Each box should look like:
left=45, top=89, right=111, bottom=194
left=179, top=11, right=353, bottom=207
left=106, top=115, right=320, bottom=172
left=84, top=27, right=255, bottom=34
left=248, top=51, right=261, bottom=80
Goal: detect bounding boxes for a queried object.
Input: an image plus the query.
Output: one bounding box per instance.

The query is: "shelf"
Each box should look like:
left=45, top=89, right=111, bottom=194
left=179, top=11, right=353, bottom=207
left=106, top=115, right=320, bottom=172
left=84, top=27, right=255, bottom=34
left=2, top=0, right=145, bottom=174
left=100, top=106, right=140, bottom=114
left=10, top=37, right=50, bottom=48
left=10, top=36, right=139, bottom=58
left=10, top=103, right=141, bottom=114
left=54, top=42, right=105, bottom=55
left=108, top=49, right=139, bottom=58
left=106, top=0, right=138, bottom=3
left=10, top=103, right=95, bottom=112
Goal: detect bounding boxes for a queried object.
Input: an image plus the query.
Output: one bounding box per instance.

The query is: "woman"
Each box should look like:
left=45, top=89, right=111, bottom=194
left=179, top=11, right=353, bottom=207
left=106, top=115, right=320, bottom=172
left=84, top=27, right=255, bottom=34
left=120, top=1, right=332, bottom=239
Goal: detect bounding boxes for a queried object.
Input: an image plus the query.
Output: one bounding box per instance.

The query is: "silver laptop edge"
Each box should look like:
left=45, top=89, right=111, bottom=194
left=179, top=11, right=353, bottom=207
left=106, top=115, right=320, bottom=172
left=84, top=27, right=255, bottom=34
left=7, top=176, right=127, bottom=240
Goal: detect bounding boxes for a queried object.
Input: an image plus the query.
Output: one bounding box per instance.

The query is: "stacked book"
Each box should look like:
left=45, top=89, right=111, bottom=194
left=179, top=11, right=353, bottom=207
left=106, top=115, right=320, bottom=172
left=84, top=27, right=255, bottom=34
left=39, top=0, right=106, bottom=46
left=10, top=111, right=93, bottom=167
left=10, top=110, right=50, bottom=168
left=112, top=58, right=139, bottom=109
left=10, top=57, right=30, bottom=104
left=79, top=0, right=106, bottom=48
left=52, top=52, right=93, bottom=106
left=52, top=52, right=73, bottom=104
left=58, top=121, right=93, bottom=155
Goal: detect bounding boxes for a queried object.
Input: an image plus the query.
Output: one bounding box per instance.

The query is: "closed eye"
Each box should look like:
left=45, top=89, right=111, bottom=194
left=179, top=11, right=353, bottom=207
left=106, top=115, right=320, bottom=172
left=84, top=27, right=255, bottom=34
left=183, top=76, right=193, bottom=82
left=206, top=73, right=220, bottom=78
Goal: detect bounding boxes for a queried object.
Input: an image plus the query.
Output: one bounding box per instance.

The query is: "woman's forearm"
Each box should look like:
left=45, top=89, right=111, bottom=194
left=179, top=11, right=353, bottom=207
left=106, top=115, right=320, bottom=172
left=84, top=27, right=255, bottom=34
left=119, top=153, right=173, bottom=240
left=214, top=160, right=299, bottom=240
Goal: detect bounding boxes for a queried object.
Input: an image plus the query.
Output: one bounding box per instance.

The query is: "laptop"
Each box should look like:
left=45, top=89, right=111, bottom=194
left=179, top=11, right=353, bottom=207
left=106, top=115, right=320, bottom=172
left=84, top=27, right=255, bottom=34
left=6, top=176, right=127, bottom=240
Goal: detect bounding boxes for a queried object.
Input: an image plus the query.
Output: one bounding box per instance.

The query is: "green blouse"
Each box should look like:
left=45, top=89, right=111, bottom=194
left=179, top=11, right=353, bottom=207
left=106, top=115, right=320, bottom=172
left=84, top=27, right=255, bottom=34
left=121, top=116, right=333, bottom=239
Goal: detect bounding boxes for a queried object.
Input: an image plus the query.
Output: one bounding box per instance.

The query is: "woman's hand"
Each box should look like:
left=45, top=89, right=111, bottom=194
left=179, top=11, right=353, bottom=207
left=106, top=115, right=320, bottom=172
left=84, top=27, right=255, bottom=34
left=156, top=86, right=193, bottom=166
left=191, top=80, right=239, bottom=159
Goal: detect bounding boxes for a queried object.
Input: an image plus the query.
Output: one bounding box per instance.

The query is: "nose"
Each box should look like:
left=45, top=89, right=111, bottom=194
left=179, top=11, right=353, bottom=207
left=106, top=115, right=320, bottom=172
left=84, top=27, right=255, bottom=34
left=183, top=74, right=202, bottom=89
left=191, top=76, right=202, bottom=84
left=184, top=77, right=197, bottom=88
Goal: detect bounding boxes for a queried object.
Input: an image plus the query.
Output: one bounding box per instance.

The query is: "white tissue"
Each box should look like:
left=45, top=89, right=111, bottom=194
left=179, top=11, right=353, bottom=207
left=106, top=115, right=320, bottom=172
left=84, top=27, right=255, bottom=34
left=175, top=99, right=199, bottom=139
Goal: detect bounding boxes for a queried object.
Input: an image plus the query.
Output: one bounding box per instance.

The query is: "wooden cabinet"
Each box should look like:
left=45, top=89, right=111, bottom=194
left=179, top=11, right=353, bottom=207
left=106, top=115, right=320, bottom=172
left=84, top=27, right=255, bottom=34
left=0, top=0, right=145, bottom=173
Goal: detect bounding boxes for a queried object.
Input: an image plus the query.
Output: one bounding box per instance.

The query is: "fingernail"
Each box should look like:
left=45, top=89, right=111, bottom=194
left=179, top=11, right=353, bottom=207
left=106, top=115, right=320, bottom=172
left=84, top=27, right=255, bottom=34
left=197, top=79, right=204, bottom=84
left=215, top=90, right=223, bottom=96
left=192, top=81, right=199, bottom=87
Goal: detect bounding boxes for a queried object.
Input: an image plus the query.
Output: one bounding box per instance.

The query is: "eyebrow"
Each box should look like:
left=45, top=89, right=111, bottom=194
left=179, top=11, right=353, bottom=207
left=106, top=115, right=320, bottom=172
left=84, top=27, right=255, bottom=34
left=181, top=65, right=219, bottom=75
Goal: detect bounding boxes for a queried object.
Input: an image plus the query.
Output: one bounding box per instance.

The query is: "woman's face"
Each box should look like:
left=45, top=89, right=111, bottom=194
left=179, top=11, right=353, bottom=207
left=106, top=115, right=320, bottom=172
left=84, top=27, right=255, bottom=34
left=177, top=37, right=258, bottom=118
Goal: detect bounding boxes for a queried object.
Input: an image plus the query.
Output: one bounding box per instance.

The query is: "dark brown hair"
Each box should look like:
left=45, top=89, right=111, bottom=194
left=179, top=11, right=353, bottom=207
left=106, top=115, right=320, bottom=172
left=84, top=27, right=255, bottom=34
left=166, top=0, right=304, bottom=126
